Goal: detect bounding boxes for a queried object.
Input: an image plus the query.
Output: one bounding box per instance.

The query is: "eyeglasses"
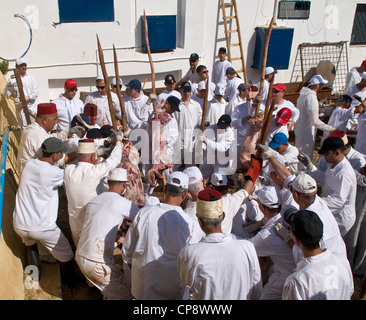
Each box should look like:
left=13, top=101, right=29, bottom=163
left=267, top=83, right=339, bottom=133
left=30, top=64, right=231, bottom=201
left=69, top=87, right=78, bottom=92
left=97, top=86, right=105, bottom=90
left=202, top=70, right=209, bottom=74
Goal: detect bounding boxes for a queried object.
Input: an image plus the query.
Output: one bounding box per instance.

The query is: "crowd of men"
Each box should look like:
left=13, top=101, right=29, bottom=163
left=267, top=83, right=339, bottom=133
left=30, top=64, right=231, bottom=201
left=4, top=51, right=366, bottom=300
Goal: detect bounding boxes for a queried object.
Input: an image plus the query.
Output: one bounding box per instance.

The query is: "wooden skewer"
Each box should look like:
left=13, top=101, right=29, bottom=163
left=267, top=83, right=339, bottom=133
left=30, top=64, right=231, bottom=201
left=143, top=10, right=157, bottom=116
left=256, top=18, right=274, bottom=116
left=112, top=44, right=127, bottom=132
left=96, top=34, right=118, bottom=131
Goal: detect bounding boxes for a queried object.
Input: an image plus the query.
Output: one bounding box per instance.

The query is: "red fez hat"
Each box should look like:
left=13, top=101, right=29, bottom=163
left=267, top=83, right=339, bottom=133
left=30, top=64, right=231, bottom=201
left=37, top=103, right=57, bottom=115
left=197, top=189, right=222, bottom=201
left=361, top=60, right=366, bottom=67
left=65, top=79, right=77, bottom=88
left=84, top=103, right=98, bottom=116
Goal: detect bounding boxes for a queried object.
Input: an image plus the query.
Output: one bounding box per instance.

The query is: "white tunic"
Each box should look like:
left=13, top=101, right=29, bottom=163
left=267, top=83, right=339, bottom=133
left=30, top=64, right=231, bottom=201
left=211, top=60, right=233, bottom=86
left=177, top=233, right=262, bottom=300
left=224, top=77, right=244, bottom=102
left=156, top=89, right=182, bottom=106
left=84, top=91, right=121, bottom=127
left=308, top=157, right=357, bottom=236
left=249, top=213, right=297, bottom=300
left=161, top=115, right=179, bottom=163
left=266, top=118, right=289, bottom=144
left=17, top=122, right=69, bottom=176
left=52, top=94, right=84, bottom=132
left=282, top=250, right=354, bottom=300
left=76, top=192, right=139, bottom=265
left=231, top=101, right=253, bottom=148
left=294, top=87, right=334, bottom=159
left=191, top=81, right=216, bottom=102
left=13, top=159, right=64, bottom=232
left=206, top=97, right=228, bottom=126
left=271, top=143, right=299, bottom=173
left=174, top=99, right=202, bottom=155
left=122, top=93, right=151, bottom=130
left=4, top=73, right=39, bottom=126
left=256, top=79, right=269, bottom=104
left=122, top=203, right=203, bottom=300
left=182, top=68, right=199, bottom=84
left=64, top=141, right=122, bottom=245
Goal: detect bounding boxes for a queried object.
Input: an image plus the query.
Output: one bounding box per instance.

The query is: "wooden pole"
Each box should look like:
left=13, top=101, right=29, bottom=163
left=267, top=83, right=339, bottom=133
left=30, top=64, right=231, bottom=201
left=143, top=10, right=157, bottom=116
left=13, top=69, right=31, bottom=125
left=96, top=34, right=118, bottom=131
left=200, top=75, right=210, bottom=132
left=262, top=72, right=276, bottom=125
left=256, top=18, right=274, bottom=116
left=112, top=44, right=127, bottom=132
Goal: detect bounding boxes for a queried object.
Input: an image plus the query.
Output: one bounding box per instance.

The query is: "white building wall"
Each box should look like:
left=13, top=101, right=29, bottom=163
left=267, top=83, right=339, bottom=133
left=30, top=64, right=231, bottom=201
left=0, top=0, right=365, bottom=106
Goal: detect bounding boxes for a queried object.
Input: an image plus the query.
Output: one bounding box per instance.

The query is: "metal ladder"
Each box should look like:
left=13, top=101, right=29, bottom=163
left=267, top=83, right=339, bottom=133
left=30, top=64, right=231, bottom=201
left=220, top=0, right=247, bottom=83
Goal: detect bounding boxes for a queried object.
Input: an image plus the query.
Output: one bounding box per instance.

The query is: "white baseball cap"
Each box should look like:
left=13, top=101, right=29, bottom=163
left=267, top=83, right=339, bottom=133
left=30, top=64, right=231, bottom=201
left=167, top=171, right=189, bottom=189
left=214, top=83, right=226, bottom=96
left=308, top=75, right=328, bottom=86
left=108, top=168, right=128, bottom=182
left=198, top=80, right=206, bottom=91
left=257, top=186, right=282, bottom=209
left=211, top=171, right=228, bottom=186
left=112, top=77, right=123, bottom=86
left=16, top=57, right=27, bottom=65
left=265, top=67, right=277, bottom=76
left=291, top=173, right=317, bottom=194
left=183, top=166, right=203, bottom=184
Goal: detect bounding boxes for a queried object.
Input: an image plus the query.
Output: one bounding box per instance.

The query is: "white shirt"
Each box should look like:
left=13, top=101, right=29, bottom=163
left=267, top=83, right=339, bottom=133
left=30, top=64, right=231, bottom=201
left=221, top=190, right=249, bottom=235
left=224, top=77, right=244, bottom=102
left=231, top=101, right=254, bottom=147
left=191, top=81, right=216, bottom=102
left=178, top=233, right=262, bottom=300
left=282, top=250, right=354, bottom=300
left=76, top=192, right=139, bottom=265
left=64, top=141, right=123, bottom=245
left=122, top=93, right=151, bottom=130
left=17, top=122, right=69, bottom=176
left=182, top=68, right=199, bottom=84
left=355, top=112, right=366, bottom=157
left=122, top=203, right=203, bottom=300
left=206, top=97, right=228, bottom=126
left=212, top=60, right=233, bottom=86
left=321, top=106, right=356, bottom=143
left=266, top=118, right=289, bottom=144
left=344, top=66, right=362, bottom=94
left=294, top=87, right=334, bottom=158
left=203, top=124, right=235, bottom=154
left=13, top=159, right=64, bottom=232
left=52, top=94, right=85, bottom=132
left=4, top=73, right=39, bottom=126
left=156, top=89, right=182, bottom=106
left=345, top=84, right=366, bottom=108
left=256, top=79, right=269, bottom=105
left=225, top=94, right=246, bottom=117
left=84, top=91, right=121, bottom=127
left=309, top=157, right=357, bottom=236
left=271, top=143, right=299, bottom=173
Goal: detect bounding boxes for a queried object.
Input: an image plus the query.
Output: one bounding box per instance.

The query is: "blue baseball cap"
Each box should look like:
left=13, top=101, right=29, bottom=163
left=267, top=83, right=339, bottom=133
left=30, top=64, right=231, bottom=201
left=125, top=79, right=142, bottom=91
left=269, top=132, right=288, bottom=149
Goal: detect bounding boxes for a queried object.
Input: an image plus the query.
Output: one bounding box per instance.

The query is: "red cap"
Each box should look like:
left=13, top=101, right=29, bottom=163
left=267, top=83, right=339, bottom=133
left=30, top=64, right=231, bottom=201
left=37, top=103, right=57, bottom=115
left=273, top=83, right=287, bottom=92
left=84, top=103, right=98, bottom=116
left=65, top=79, right=78, bottom=89
left=361, top=60, right=366, bottom=67
left=276, top=107, right=292, bottom=125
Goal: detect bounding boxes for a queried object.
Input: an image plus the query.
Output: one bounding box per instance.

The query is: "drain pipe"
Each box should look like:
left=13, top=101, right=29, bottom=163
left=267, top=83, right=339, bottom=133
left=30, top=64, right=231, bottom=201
left=0, top=126, right=21, bottom=236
